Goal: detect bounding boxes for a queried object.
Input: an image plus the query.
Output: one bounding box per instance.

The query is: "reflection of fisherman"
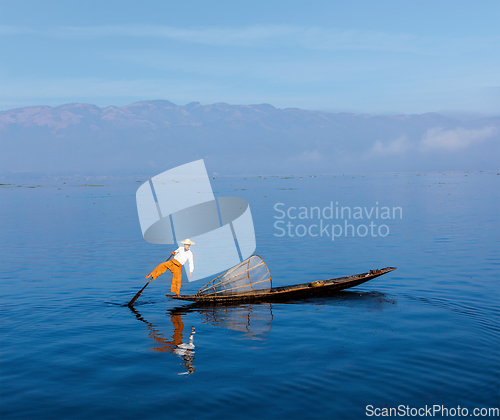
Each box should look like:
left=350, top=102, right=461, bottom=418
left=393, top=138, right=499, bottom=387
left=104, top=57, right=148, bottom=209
left=146, top=239, right=195, bottom=296
left=173, top=327, right=196, bottom=375
left=146, top=313, right=196, bottom=375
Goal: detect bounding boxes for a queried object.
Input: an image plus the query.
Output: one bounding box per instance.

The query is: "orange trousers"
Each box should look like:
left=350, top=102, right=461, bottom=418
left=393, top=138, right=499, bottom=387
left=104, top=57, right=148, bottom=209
left=149, top=258, right=183, bottom=295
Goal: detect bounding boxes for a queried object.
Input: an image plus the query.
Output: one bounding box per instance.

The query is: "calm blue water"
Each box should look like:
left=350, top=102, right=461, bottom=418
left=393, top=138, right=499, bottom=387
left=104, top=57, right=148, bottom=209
left=1, top=172, right=499, bottom=419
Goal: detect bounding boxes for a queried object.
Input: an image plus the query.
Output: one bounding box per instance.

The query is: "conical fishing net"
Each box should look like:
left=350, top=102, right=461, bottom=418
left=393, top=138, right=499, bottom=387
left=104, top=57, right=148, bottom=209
left=197, top=255, right=272, bottom=296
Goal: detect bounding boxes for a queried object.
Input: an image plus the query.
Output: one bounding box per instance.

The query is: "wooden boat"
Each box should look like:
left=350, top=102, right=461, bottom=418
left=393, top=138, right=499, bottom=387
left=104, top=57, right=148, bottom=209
left=168, top=266, right=397, bottom=303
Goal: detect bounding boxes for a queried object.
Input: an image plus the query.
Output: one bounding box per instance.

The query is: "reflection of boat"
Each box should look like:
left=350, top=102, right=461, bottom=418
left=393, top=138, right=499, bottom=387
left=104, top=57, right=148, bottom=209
left=194, top=303, right=273, bottom=337
left=168, top=255, right=397, bottom=303
left=128, top=291, right=394, bottom=376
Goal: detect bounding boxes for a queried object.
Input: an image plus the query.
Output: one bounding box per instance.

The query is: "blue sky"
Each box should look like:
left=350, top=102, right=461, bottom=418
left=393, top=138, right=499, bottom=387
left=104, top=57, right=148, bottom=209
left=1, top=0, right=498, bottom=114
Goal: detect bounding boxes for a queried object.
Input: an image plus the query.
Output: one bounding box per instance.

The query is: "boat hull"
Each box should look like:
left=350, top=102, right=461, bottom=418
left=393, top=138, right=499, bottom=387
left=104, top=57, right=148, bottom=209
left=168, top=267, right=397, bottom=303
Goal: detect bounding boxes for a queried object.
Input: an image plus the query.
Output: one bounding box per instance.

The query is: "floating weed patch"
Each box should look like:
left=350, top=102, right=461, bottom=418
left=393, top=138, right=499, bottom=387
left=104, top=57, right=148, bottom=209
left=0, top=183, right=12, bottom=186
left=281, top=177, right=294, bottom=179
left=75, top=184, right=104, bottom=187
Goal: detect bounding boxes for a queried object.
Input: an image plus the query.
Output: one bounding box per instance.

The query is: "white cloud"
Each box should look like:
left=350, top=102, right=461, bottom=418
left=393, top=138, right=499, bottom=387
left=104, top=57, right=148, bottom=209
left=420, top=126, right=497, bottom=151
left=1, top=23, right=497, bottom=55
left=55, top=24, right=291, bottom=46
left=297, top=150, right=323, bottom=162
left=0, top=25, right=37, bottom=35
left=368, top=136, right=412, bottom=157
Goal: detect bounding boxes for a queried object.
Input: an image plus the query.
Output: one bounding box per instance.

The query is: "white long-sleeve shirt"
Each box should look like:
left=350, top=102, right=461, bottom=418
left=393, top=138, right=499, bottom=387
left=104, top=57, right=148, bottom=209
left=173, top=247, right=194, bottom=273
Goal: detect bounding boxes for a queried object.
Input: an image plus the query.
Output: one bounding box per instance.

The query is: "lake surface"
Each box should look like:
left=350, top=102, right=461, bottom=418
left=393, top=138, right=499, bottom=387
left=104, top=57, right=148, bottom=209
left=1, top=172, right=499, bottom=419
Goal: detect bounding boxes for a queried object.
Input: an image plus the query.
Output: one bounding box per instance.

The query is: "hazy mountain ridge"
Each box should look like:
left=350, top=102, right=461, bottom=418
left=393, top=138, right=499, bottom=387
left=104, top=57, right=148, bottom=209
left=0, top=100, right=460, bottom=131
left=1, top=101, right=498, bottom=175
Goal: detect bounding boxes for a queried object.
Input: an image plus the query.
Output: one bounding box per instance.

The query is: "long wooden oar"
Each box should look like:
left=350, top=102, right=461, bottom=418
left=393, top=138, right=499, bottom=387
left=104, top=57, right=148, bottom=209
left=127, top=254, right=173, bottom=307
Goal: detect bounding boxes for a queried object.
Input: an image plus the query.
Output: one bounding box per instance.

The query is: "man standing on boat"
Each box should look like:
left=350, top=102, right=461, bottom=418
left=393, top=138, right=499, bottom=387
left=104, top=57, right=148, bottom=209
left=146, top=239, right=195, bottom=296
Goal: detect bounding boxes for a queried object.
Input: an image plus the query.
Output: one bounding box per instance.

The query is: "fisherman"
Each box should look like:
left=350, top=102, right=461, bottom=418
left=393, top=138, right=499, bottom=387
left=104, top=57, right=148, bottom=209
left=146, top=239, right=195, bottom=296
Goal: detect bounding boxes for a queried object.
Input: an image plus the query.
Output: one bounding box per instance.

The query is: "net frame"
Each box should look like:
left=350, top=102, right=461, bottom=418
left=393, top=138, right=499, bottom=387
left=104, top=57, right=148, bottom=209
left=196, top=255, right=272, bottom=296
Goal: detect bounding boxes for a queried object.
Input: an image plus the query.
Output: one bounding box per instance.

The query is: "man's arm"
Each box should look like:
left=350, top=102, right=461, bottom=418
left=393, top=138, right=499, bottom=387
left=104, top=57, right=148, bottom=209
left=188, top=252, right=194, bottom=278
left=169, top=247, right=180, bottom=261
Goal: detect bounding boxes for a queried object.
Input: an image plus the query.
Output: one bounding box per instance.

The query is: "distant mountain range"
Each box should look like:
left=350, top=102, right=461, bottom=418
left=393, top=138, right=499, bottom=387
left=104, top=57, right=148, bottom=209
left=1, top=100, right=498, bottom=176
